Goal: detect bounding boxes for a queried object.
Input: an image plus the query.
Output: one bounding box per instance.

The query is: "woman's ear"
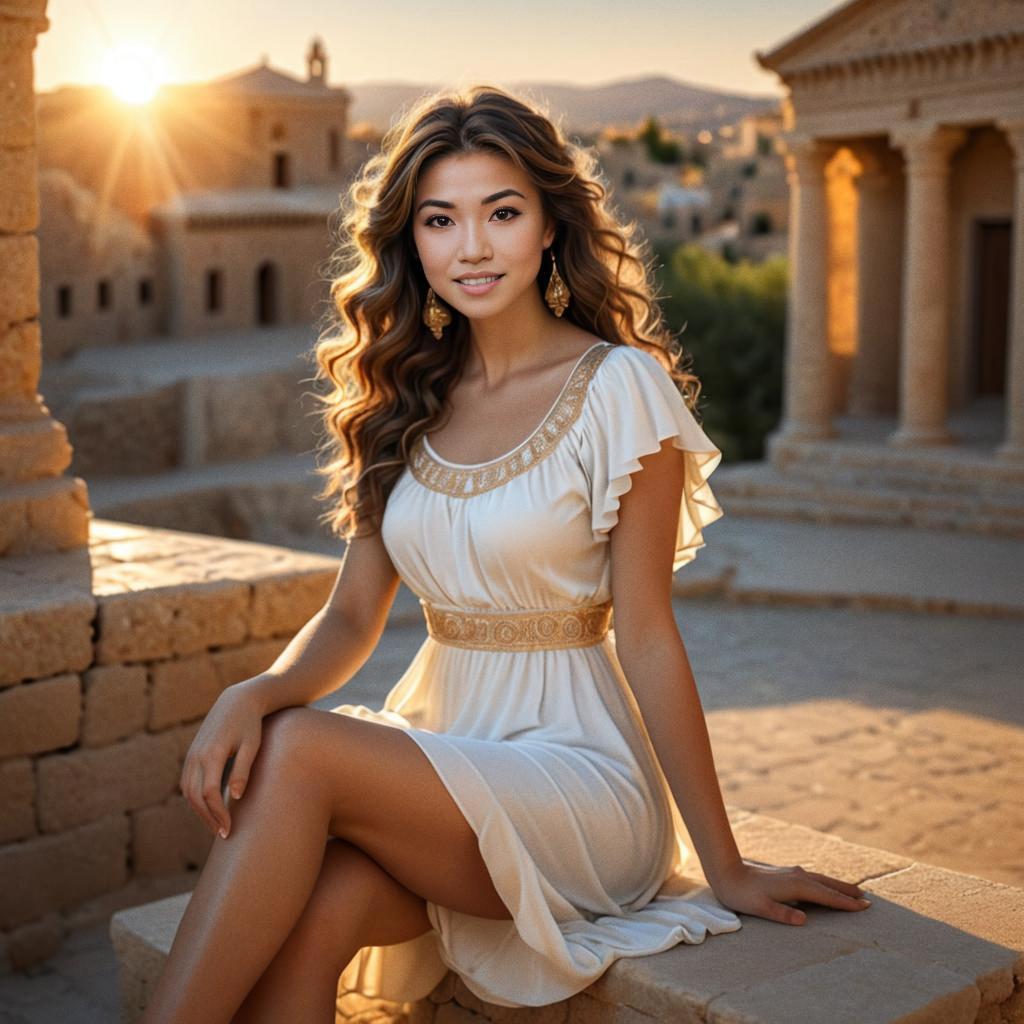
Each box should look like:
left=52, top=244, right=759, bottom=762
left=542, top=215, right=557, bottom=251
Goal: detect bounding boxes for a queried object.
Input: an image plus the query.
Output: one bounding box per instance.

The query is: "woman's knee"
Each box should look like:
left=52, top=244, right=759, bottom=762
left=256, top=707, right=322, bottom=778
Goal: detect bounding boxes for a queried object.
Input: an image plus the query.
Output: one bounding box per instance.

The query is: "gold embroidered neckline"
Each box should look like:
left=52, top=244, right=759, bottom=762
left=409, top=341, right=615, bottom=498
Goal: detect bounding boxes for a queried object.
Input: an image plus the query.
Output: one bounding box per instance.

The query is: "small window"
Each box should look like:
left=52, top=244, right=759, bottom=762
left=273, top=152, right=291, bottom=188
left=97, top=279, right=112, bottom=311
left=138, top=277, right=153, bottom=306
left=206, top=269, right=223, bottom=313
left=57, top=284, right=72, bottom=318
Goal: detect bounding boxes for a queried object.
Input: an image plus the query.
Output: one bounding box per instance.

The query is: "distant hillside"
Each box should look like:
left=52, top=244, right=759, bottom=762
left=346, top=75, right=780, bottom=136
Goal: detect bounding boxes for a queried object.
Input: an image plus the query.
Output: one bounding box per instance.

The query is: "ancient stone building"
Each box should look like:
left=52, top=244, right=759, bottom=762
left=755, top=0, right=1024, bottom=465
left=35, top=39, right=354, bottom=357
left=701, top=0, right=1024, bottom=536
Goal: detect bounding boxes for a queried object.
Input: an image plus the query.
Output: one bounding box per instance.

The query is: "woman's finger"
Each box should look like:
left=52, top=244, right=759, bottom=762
left=226, top=738, right=258, bottom=801
left=187, top=759, right=221, bottom=836
left=805, top=872, right=868, bottom=901
left=801, top=871, right=870, bottom=905
left=199, top=756, right=232, bottom=837
left=794, top=875, right=872, bottom=912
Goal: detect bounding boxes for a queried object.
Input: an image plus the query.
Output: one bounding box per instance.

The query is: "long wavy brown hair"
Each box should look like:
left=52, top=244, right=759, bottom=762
left=310, top=83, right=704, bottom=542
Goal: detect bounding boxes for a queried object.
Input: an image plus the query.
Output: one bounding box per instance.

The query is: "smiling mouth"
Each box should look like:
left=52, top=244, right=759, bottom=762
left=454, top=274, right=505, bottom=284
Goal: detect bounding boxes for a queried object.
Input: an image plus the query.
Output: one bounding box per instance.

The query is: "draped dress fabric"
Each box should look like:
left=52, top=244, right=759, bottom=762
left=331, top=340, right=742, bottom=1009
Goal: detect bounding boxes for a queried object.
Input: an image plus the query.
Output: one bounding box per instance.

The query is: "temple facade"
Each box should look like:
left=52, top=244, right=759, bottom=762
left=755, top=0, right=1024, bottom=471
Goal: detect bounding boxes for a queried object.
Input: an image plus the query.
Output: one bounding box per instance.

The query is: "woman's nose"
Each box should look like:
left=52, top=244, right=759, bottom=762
left=459, top=222, right=490, bottom=259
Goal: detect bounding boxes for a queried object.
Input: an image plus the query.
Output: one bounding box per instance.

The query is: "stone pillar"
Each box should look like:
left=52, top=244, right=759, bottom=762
left=847, top=143, right=903, bottom=416
left=0, top=0, right=90, bottom=556
left=775, top=134, right=840, bottom=441
left=887, top=124, right=968, bottom=447
left=995, top=119, right=1024, bottom=460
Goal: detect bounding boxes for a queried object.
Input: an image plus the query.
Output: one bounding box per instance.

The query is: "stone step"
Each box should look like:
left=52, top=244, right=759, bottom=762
left=712, top=465, right=1024, bottom=537
left=109, top=809, right=1024, bottom=1023
left=767, top=434, right=1024, bottom=490
left=84, top=452, right=326, bottom=545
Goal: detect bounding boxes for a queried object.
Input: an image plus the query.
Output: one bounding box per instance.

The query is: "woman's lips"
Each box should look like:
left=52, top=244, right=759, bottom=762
left=454, top=274, right=504, bottom=295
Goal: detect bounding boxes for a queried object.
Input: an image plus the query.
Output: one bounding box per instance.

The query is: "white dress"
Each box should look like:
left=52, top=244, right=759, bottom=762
left=332, top=340, right=743, bottom=1009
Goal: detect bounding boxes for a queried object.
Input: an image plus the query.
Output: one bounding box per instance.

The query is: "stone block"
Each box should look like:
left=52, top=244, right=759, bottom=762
left=205, top=370, right=299, bottom=461
left=0, top=557, right=94, bottom=686
left=0, top=143, right=37, bottom=233
left=64, top=381, right=182, bottom=478
left=6, top=912, right=62, bottom=972
left=566, top=994, right=653, bottom=1023
left=23, top=474, right=91, bottom=553
left=0, top=235, right=39, bottom=324
left=131, top=794, right=213, bottom=876
left=819, top=861, right=1024, bottom=1005
left=0, top=672, right=80, bottom=757
left=0, top=415, right=72, bottom=483
left=250, top=571, right=334, bottom=639
left=0, top=812, right=130, bottom=929
left=0, top=756, right=34, bottom=843
left=0, top=20, right=39, bottom=148
left=36, top=730, right=180, bottom=832
left=82, top=663, right=148, bottom=747
left=168, top=720, right=202, bottom=763
left=705, top=946, right=979, bottom=1024
left=210, top=637, right=290, bottom=688
left=149, top=652, right=222, bottom=730
left=453, top=974, right=570, bottom=1022
left=0, top=320, right=40, bottom=398
left=96, top=581, right=249, bottom=664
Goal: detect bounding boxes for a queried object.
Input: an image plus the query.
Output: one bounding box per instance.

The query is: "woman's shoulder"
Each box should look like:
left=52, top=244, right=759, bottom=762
left=585, top=341, right=678, bottom=402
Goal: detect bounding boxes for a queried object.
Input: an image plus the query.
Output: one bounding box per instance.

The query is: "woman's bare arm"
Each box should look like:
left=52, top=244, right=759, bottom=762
left=608, top=439, right=870, bottom=924
left=607, top=439, right=743, bottom=889
left=241, top=528, right=402, bottom=715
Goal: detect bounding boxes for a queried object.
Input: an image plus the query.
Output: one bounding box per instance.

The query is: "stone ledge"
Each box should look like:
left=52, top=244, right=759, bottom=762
left=0, top=516, right=341, bottom=684
left=109, top=809, right=1024, bottom=1023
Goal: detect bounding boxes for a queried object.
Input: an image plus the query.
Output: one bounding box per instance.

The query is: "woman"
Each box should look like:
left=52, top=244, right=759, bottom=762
left=143, top=85, right=870, bottom=1023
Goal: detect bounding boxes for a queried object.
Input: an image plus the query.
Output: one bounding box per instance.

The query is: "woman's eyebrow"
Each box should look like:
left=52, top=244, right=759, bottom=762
left=415, top=188, right=526, bottom=214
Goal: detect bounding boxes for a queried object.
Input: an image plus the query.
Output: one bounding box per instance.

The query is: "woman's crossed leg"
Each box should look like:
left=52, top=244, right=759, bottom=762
left=140, top=706, right=513, bottom=1024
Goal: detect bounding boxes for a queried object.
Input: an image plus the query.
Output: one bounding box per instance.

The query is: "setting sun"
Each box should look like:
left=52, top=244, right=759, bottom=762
left=100, top=42, right=168, bottom=105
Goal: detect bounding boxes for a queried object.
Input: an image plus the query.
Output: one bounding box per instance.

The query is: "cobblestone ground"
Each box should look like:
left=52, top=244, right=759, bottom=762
left=2, top=594, right=1021, bottom=1022
left=676, top=597, right=1024, bottom=889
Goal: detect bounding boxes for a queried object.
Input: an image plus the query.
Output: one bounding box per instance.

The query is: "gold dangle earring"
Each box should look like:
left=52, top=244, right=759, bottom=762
left=544, top=249, right=570, bottom=317
left=422, top=286, right=451, bottom=340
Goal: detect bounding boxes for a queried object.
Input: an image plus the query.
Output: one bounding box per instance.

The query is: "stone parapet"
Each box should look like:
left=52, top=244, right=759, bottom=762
left=0, top=518, right=339, bottom=969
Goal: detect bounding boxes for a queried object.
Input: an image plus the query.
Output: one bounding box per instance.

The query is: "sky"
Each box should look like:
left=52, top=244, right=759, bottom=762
left=35, top=0, right=841, bottom=98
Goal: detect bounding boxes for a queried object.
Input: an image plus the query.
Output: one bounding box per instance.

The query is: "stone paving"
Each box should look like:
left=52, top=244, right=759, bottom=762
left=2, top=515, right=1021, bottom=1022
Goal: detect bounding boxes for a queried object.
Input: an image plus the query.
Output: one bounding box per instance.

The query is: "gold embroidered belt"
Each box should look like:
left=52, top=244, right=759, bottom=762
left=421, top=598, right=613, bottom=651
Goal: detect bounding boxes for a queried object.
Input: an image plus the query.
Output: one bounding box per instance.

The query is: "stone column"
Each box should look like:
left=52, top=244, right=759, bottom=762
left=887, top=123, right=968, bottom=447
left=0, top=0, right=89, bottom=556
left=847, top=143, right=903, bottom=416
left=995, top=119, right=1024, bottom=460
left=775, top=134, right=839, bottom=441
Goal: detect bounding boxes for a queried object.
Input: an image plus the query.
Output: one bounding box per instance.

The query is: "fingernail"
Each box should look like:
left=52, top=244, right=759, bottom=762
left=858, top=897, right=871, bottom=905
left=219, top=827, right=228, bottom=839
left=231, top=786, right=241, bottom=799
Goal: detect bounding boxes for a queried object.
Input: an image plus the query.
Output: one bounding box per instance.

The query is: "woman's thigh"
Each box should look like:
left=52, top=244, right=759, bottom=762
left=258, top=707, right=513, bottom=922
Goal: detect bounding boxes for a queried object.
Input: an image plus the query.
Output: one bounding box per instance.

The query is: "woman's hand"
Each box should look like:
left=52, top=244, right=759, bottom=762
left=710, top=860, right=872, bottom=925
left=180, top=681, right=268, bottom=840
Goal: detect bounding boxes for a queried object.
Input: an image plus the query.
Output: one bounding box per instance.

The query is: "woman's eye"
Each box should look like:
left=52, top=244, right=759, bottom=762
left=424, top=207, right=521, bottom=228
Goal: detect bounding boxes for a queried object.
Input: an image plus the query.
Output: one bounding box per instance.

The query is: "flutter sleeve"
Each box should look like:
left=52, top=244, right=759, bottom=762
left=578, top=344, right=725, bottom=572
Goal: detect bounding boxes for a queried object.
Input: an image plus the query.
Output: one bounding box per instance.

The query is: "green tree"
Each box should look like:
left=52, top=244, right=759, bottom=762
left=651, top=243, right=788, bottom=461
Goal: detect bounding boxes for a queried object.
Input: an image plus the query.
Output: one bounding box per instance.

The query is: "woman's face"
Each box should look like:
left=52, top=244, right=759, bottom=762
left=411, top=150, right=556, bottom=322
